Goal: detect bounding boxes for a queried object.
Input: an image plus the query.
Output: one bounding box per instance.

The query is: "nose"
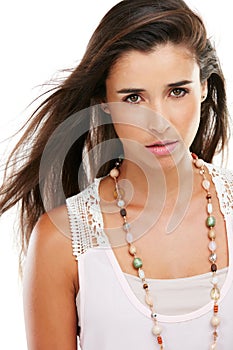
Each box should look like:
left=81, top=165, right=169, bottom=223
left=144, top=100, right=170, bottom=134
left=148, top=110, right=170, bottom=134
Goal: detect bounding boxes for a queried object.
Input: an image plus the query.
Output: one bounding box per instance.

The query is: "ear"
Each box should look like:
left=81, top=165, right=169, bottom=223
left=201, top=80, right=208, bottom=102
left=100, top=102, right=111, bottom=114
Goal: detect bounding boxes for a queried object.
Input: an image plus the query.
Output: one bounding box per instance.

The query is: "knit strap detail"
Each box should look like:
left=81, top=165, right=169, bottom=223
left=66, top=178, right=110, bottom=259
left=67, top=164, right=233, bottom=259
left=206, top=163, right=233, bottom=217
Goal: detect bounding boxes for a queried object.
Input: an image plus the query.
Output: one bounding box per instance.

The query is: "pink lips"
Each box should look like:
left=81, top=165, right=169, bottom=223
left=145, top=140, right=178, bottom=156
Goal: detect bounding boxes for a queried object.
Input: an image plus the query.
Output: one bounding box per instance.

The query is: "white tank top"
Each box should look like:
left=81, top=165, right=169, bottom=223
left=66, top=163, right=233, bottom=350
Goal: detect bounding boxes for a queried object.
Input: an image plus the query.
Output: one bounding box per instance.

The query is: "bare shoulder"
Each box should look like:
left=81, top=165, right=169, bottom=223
left=23, top=205, right=79, bottom=349
left=26, top=204, right=78, bottom=291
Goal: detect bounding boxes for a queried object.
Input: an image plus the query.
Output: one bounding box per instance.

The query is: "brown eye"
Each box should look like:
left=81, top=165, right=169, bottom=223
left=125, top=94, right=141, bottom=103
left=170, top=88, right=188, bottom=98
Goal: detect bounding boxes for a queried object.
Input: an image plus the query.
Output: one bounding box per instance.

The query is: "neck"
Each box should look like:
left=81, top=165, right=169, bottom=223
left=119, top=151, right=194, bottom=198
left=116, top=152, right=196, bottom=234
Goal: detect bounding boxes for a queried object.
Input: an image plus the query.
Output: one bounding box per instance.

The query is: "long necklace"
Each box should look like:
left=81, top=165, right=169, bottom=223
left=109, top=154, right=220, bottom=350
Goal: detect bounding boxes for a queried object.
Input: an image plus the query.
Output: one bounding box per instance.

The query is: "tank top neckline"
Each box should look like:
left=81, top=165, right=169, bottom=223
left=93, top=174, right=233, bottom=323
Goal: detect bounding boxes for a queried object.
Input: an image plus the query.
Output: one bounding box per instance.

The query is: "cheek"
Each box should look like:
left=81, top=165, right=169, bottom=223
left=176, top=101, right=201, bottom=141
left=113, top=123, right=147, bottom=141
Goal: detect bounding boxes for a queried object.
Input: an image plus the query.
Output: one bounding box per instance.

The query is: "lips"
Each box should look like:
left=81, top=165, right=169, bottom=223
left=146, top=140, right=177, bottom=147
left=145, top=140, right=178, bottom=156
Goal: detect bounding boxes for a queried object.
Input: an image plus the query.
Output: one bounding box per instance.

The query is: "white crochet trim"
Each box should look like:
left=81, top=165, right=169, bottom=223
left=67, top=164, right=233, bottom=259
left=66, top=178, right=110, bottom=260
left=206, top=163, right=233, bottom=217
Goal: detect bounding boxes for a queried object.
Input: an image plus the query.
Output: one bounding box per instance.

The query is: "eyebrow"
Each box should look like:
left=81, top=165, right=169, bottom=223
left=116, top=88, right=145, bottom=94
left=167, top=80, right=193, bottom=87
left=116, top=80, right=193, bottom=94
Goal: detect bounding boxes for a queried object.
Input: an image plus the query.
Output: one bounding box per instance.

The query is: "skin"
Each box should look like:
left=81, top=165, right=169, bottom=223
left=23, top=43, right=228, bottom=349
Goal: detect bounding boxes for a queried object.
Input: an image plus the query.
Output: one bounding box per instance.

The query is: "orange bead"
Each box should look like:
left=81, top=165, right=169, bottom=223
left=214, top=304, right=218, bottom=313
left=157, top=336, right=163, bottom=345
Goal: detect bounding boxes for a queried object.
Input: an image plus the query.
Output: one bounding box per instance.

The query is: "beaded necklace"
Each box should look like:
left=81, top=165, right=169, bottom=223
left=109, top=153, right=220, bottom=350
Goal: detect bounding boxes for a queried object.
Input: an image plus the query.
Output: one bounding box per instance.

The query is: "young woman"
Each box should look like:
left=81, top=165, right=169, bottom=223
left=1, top=0, right=233, bottom=349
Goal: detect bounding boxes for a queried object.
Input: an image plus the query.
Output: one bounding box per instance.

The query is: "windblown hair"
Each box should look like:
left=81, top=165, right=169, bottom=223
left=0, top=0, right=230, bottom=267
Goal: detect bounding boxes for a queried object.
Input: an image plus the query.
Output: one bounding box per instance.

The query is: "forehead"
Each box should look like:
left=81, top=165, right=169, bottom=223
left=107, top=43, right=198, bottom=82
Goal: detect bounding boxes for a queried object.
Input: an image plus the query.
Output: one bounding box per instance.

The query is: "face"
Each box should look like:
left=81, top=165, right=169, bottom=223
left=104, top=43, right=207, bottom=166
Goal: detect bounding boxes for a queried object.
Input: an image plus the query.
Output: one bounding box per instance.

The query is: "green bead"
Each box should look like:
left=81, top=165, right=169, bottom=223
left=133, top=257, right=143, bottom=269
left=206, top=216, right=216, bottom=228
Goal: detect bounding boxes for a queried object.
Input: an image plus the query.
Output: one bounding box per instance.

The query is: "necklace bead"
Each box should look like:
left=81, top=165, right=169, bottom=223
left=152, top=324, right=162, bottom=336
left=123, top=222, right=130, bottom=232
left=210, top=287, right=220, bottom=301
left=209, top=253, right=217, bottom=263
left=117, top=199, right=125, bottom=208
left=211, top=275, right=219, bottom=285
left=126, top=233, right=133, bottom=243
left=110, top=168, right=120, bottom=178
left=208, top=230, right=216, bottom=239
left=120, top=208, right=127, bottom=217
left=209, top=240, right=217, bottom=251
left=138, top=268, right=145, bottom=279
left=206, top=216, right=216, bottom=227
left=195, top=158, right=205, bottom=168
left=211, top=315, right=220, bottom=327
left=129, top=245, right=137, bottom=255
left=133, top=257, right=143, bottom=269
left=202, top=179, right=211, bottom=190
left=207, top=203, right=213, bottom=214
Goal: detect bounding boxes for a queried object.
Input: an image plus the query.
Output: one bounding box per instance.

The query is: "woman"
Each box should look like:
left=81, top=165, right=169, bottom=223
left=1, top=0, right=233, bottom=349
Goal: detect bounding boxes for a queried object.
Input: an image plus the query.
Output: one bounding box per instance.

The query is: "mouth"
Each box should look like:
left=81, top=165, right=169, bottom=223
left=145, top=140, right=178, bottom=156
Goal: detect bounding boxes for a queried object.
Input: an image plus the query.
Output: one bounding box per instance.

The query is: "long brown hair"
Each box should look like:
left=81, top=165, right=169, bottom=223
left=0, top=0, right=230, bottom=267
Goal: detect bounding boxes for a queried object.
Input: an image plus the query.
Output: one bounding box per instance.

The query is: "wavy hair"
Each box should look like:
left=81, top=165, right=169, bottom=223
left=0, top=0, right=230, bottom=268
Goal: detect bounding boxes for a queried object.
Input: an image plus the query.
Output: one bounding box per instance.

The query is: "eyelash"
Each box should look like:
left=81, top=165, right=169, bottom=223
left=123, top=88, right=189, bottom=104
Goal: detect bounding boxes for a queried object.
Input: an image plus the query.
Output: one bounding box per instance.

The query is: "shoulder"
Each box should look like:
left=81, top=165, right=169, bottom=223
left=30, top=205, right=71, bottom=251
left=23, top=207, right=79, bottom=348
left=26, top=204, right=78, bottom=291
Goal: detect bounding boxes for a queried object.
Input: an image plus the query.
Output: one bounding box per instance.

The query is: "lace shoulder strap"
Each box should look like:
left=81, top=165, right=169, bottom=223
left=66, top=178, right=110, bottom=260
left=206, top=163, right=233, bottom=217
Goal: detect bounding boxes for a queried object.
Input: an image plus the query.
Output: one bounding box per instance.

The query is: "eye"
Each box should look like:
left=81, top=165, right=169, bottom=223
left=124, top=94, right=142, bottom=104
left=170, top=88, right=188, bottom=98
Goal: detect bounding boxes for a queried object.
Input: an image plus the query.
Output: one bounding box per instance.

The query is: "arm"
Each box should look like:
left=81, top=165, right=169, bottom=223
left=23, top=207, right=79, bottom=350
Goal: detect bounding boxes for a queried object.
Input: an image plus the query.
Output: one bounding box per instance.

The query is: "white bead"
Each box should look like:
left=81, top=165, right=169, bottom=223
left=195, top=158, right=204, bottom=168
left=207, top=203, right=213, bottom=214
left=152, top=324, right=162, bottom=336
left=123, top=222, right=130, bottom=232
left=117, top=199, right=125, bottom=208
left=202, top=179, right=210, bottom=190
left=211, top=275, right=219, bottom=285
left=110, top=168, right=119, bottom=178
left=126, top=233, right=133, bottom=243
left=138, top=268, right=145, bottom=279
left=210, top=343, right=217, bottom=350
left=209, top=241, right=217, bottom=251
left=211, top=315, right=220, bottom=327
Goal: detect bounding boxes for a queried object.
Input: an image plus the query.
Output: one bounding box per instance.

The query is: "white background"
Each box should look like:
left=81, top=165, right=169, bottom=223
left=0, top=1, right=232, bottom=349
